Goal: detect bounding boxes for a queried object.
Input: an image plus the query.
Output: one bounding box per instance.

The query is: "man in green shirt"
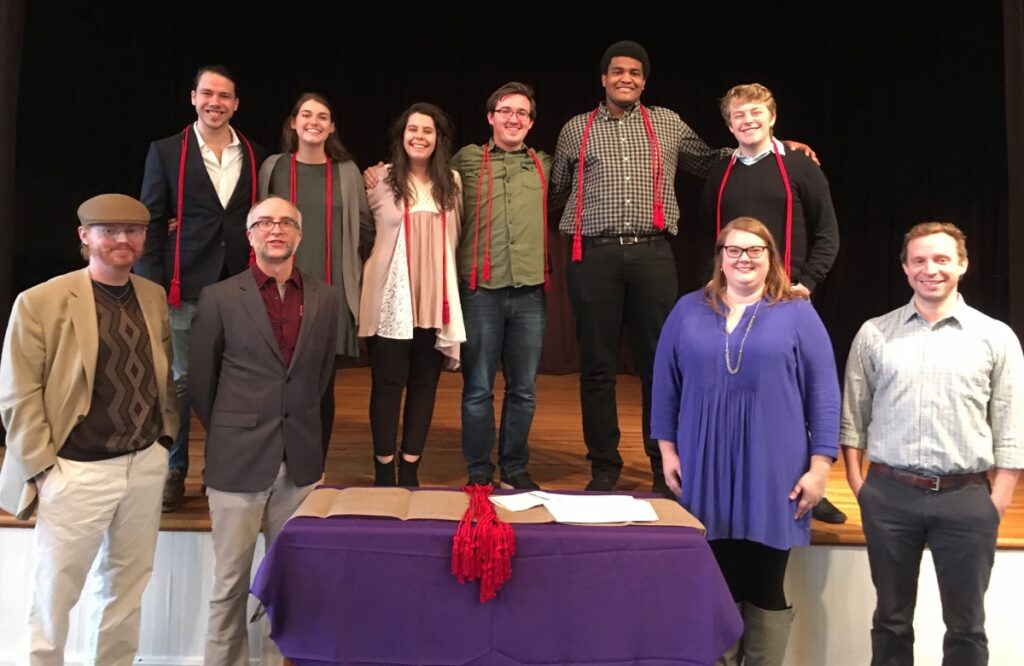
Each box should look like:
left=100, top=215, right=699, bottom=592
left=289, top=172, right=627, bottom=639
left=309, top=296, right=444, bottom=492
left=452, top=82, right=552, bottom=489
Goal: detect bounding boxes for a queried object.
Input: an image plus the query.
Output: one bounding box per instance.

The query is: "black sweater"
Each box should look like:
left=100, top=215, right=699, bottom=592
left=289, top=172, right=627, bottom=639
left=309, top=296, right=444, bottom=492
left=701, top=150, right=839, bottom=291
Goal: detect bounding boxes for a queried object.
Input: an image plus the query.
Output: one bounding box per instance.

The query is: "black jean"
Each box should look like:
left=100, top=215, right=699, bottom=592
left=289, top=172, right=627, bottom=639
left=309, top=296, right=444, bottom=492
left=366, top=329, right=445, bottom=457
left=565, top=236, right=678, bottom=476
left=859, top=470, right=999, bottom=666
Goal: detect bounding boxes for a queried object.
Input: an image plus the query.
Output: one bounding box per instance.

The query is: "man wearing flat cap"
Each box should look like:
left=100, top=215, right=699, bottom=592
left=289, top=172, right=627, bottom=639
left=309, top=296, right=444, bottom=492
left=0, top=194, right=177, bottom=665
left=550, top=40, right=814, bottom=495
left=189, top=196, right=338, bottom=665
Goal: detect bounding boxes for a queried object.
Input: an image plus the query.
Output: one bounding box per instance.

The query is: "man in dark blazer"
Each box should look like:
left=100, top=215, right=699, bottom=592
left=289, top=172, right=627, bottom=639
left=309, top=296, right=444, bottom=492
left=137, top=64, right=266, bottom=511
left=190, top=196, right=338, bottom=666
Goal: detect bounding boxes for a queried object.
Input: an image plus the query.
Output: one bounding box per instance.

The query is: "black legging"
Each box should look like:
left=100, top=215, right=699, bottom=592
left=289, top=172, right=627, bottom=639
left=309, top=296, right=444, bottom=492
left=366, top=328, right=444, bottom=457
left=709, top=538, right=791, bottom=610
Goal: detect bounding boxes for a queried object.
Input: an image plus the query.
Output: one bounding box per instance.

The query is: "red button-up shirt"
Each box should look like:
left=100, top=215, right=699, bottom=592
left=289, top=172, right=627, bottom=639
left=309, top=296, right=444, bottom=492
left=251, top=264, right=303, bottom=367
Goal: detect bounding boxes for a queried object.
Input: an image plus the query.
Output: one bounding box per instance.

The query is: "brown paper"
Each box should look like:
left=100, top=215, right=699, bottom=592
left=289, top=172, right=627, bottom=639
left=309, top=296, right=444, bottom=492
left=292, top=488, right=705, bottom=533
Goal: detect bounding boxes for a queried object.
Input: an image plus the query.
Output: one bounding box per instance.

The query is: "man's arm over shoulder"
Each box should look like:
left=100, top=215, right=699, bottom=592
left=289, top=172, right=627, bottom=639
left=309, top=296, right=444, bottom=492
left=187, top=284, right=225, bottom=429
left=662, top=107, right=728, bottom=179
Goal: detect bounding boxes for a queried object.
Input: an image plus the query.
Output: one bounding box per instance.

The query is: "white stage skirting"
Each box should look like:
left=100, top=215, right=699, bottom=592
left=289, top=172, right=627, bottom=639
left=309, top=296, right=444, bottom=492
left=1, top=527, right=1022, bottom=665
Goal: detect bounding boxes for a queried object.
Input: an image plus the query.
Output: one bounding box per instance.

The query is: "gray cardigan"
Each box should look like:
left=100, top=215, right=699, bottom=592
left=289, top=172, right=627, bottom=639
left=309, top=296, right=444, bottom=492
left=258, top=154, right=373, bottom=356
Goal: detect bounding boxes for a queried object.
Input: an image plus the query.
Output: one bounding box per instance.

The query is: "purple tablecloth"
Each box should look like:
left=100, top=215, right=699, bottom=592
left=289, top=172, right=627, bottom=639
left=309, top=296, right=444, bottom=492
left=252, top=513, right=742, bottom=665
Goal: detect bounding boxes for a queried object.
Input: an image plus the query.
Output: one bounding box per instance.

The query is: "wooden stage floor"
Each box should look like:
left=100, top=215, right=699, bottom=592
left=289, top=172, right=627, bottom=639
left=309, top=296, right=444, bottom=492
left=3, top=367, right=1023, bottom=548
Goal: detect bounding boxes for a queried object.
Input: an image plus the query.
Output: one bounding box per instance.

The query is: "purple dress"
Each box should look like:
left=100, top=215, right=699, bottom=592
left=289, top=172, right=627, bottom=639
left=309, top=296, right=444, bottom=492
left=651, top=290, right=840, bottom=550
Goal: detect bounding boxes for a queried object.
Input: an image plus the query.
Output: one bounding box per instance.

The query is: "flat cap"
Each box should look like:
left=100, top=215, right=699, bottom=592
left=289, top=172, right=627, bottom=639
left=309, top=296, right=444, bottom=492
left=77, top=193, right=150, bottom=226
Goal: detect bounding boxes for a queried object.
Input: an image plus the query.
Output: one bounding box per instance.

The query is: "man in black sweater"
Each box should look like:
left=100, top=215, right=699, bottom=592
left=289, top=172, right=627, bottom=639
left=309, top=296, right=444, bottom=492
left=701, top=82, right=845, bottom=524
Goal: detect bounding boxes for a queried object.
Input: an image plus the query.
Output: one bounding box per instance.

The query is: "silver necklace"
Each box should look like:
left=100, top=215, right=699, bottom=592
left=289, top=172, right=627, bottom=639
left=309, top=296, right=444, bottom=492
left=724, top=299, right=761, bottom=375
left=93, top=280, right=134, bottom=308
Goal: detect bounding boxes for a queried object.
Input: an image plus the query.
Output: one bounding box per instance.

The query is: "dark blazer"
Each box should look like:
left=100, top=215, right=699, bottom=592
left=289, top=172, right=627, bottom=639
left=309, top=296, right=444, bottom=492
left=188, top=268, right=338, bottom=493
left=137, top=127, right=266, bottom=300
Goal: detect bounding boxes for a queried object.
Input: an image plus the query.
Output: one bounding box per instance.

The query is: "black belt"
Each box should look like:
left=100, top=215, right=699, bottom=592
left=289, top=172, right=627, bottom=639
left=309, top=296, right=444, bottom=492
left=583, top=234, right=664, bottom=247
left=871, top=463, right=988, bottom=492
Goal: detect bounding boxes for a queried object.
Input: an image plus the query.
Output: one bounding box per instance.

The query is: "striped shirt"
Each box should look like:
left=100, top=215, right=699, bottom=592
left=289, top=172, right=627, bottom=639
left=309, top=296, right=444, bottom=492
left=550, top=102, right=727, bottom=237
left=840, top=297, right=1024, bottom=474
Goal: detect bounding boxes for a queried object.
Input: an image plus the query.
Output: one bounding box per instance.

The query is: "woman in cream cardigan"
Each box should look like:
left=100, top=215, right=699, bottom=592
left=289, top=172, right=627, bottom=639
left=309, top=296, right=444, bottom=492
left=360, top=102, right=464, bottom=487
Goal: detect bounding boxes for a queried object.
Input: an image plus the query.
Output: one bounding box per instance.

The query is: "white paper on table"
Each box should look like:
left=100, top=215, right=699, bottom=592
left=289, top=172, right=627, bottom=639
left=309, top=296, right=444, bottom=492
left=489, top=492, right=546, bottom=512
left=541, top=495, right=659, bottom=523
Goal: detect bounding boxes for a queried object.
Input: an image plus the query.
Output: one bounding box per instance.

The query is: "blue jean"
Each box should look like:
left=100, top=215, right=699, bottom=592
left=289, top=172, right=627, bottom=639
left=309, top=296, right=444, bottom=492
left=168, top=300, right=198, bottom=473
left=459, top=284, right=546, bottom=478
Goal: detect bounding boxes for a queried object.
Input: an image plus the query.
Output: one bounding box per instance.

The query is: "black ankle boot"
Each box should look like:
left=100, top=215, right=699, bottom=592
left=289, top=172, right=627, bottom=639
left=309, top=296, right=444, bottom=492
left=398, top=456, right=420, bottom=487
left=373, top=457, right=396, bottom=487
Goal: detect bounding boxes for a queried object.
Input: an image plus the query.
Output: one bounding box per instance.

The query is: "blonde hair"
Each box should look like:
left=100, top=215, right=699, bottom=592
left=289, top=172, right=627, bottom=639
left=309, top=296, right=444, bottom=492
left=719, top=83, right=777, bottom=125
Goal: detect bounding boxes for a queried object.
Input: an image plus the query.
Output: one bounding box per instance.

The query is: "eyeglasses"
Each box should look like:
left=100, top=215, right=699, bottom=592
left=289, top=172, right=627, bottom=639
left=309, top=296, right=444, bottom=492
left=722, top=245, right=768, bottom=259
left=91, top=224, right=146, bottom=238
left=249, top=217, right=301, bottom=232
left=493, top=107, right=531, bottom=121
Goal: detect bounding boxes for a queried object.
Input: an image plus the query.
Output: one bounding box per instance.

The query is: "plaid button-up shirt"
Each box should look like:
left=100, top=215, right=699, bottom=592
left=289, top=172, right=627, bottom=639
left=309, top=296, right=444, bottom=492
left=550, top=102, right=727, bottom=237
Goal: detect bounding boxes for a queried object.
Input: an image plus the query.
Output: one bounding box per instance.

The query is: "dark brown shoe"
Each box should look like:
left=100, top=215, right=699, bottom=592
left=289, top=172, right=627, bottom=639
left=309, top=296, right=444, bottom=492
left=162, top=469, right=185, bottom=512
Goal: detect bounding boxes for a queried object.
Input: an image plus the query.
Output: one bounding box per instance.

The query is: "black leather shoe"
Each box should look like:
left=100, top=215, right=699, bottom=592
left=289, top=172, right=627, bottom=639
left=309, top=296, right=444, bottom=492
left=585, top=472, right=619, bottom=492
left=466, top=473, right=494, bottom=487
left=500, top=471, right=540, bottom=490
left=812, top=496, right=847, bottom=524
left=162, top=469, right=185, bottom=512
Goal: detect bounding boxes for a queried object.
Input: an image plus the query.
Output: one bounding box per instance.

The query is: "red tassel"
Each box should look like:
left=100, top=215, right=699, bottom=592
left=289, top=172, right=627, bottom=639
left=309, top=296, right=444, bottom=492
left=168, top=279, right=181, bottom=308
left=653, top=202, right=665, bottom=230
left=482, top=257, right=491, bottom=282
left=450, top=484, right=515, bottom=603
left=572, top=234, right=583, bottom=262
left=543, top=267, right=551, bottom=292
left=469, top=269, right=478, bottom=291
left=442, top=299, right=450, bottom=325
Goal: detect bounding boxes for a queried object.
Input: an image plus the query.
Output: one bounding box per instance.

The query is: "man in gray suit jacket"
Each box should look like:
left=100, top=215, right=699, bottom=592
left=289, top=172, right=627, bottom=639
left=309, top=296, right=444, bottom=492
left=189, top=195, right=338, bottom=666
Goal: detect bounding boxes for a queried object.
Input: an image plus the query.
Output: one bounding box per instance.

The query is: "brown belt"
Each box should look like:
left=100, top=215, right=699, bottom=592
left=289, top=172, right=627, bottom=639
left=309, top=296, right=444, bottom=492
left=871, top=463, right=988, bottom=492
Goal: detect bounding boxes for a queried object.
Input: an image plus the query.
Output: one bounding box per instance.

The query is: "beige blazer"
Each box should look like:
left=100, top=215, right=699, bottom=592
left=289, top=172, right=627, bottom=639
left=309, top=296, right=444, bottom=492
left=0, top=268, right=178, bottom=520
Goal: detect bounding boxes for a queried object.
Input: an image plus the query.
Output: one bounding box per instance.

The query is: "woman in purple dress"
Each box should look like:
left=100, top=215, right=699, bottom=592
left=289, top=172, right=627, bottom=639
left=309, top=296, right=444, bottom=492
left=651, top=216, right=840, bottom=665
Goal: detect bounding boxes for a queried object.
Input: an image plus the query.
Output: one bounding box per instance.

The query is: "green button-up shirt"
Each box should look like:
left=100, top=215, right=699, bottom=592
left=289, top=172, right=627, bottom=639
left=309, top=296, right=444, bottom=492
left=451, top=141, right=552, bottom=289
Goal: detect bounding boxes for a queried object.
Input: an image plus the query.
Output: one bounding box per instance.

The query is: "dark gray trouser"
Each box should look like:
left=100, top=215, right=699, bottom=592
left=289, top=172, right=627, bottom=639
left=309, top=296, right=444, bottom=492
left=859, top=470, right=999, bottom=666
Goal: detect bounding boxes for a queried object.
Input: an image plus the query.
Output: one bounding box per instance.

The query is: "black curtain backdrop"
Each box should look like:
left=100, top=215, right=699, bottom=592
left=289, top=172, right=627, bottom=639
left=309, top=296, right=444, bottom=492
left=1005, top=0, right=1024, bottom=333
left=5, top=1, right=1015, bottom=375
left=0, top=1, right=24, bottom=333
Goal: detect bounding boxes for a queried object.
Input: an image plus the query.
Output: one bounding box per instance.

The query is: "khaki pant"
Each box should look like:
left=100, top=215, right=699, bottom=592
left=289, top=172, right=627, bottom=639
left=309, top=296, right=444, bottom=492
left=28, top=444, right=168, bottom=666
left=205, top=463, right=315, bottom=666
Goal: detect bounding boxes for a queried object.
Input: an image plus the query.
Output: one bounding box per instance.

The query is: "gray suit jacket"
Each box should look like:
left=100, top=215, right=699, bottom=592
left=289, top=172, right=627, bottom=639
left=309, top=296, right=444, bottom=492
left=189, top=268, right=338, bottom=493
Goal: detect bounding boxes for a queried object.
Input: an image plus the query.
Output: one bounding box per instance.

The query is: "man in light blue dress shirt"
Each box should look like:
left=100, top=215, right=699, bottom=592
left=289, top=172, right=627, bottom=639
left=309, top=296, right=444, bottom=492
left=841, top=221, right=1023, bottom=665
